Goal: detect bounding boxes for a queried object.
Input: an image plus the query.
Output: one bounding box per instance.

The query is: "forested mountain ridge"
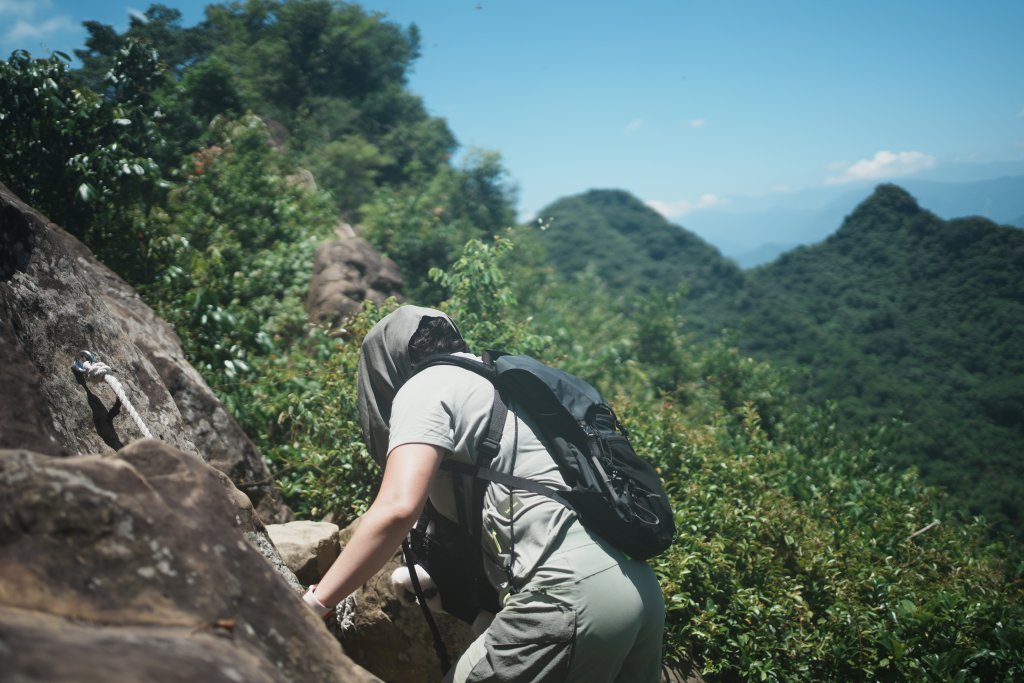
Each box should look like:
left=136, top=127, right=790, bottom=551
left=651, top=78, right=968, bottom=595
left=684, top=171, right=1024, bottom=266
left=536, top=189, right=745, bottom=299
left=743, top=184, right=1024, bottom=535
left=538, top=184, right=1024, bottom=537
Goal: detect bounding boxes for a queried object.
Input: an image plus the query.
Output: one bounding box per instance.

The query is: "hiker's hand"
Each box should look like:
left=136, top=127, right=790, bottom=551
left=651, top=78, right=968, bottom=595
left=303, top=584, right=333, bottom=618
left=306, top=443, right=443, bottom=612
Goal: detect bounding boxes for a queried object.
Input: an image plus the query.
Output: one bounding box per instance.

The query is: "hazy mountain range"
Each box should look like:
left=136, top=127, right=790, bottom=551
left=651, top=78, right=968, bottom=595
left=535, top=184, right=1024, bottom=538
left=678, top=160, right=1024, bottom=267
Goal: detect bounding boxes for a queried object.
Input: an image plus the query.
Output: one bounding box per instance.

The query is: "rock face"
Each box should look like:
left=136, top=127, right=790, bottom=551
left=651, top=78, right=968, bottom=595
left=0, top=181, right=289, bottom=523
left=0, top=439, right=379, bottom=682
left=306, top=233, right=404, bottom=327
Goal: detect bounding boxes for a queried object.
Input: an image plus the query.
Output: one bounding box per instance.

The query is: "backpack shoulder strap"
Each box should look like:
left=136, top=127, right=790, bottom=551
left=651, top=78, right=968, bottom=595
left=413, top=352, right=508, bottom=460
left=415, top=352, right=495, bottom=380
left=468, top=388, right=506, bottom=544
left=414, top=352, right=511, bottom=582
left=416, top=351, right=584, bottom=510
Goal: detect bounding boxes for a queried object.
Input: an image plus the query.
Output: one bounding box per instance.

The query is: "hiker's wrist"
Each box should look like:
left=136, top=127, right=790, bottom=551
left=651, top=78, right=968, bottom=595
left=303, top=584, right=333, bottom=617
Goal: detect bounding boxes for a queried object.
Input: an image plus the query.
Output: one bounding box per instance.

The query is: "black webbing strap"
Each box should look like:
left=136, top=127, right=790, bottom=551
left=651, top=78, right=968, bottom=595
left=469, top=388, right=507, bottom=539
left=478, top=387, right=507, bottom=461
left=401, top=539, right=451, bottom=674
left=459, top=388, right=507, bottom=605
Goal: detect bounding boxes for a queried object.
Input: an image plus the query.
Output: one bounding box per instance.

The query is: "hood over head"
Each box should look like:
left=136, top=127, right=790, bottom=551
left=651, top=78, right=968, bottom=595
left=357, top=305, right=459, bottom=464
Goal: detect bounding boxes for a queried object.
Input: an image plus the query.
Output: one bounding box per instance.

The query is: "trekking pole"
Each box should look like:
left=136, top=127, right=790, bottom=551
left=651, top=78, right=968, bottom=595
left=401, top=540, right=451, bottom=674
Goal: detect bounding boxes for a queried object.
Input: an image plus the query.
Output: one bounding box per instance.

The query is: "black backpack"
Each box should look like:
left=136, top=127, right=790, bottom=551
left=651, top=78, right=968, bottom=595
left=421, top=351, right=675, bottom=560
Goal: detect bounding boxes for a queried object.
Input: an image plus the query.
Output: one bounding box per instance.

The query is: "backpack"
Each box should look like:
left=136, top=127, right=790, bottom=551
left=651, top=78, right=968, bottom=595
left=398, top=498, right=500, bottom=674
left=419, top=351, right=676, bottom=562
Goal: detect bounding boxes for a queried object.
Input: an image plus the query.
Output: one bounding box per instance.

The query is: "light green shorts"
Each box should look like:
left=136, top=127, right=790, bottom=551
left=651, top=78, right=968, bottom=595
left=448, top=521, right=665, bottom=683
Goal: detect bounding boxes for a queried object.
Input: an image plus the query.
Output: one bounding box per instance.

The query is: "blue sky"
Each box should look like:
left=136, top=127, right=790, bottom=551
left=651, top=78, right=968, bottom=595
left=3, top=0, right=1023, bottom=223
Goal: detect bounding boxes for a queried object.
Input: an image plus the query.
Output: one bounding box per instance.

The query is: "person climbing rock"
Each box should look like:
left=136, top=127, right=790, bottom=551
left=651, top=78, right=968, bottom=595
left=303, top=305, right=665, bottom=682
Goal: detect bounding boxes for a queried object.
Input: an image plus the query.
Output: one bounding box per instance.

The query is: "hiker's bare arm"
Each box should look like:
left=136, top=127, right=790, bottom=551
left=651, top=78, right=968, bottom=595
left=311, top=442, right=444, bottom=609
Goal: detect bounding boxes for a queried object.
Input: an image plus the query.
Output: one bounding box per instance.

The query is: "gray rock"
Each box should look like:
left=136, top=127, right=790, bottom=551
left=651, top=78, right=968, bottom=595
left=306, top=236, right=404, bottom=327
left=0, top=440, right=380, bottom=682
left=266, top=520, right=341, bottom=585
left=0, top=181, right=290, bottom=523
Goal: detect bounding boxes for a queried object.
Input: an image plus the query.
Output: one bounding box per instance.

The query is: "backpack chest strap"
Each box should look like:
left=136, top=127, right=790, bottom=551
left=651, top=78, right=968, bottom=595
left=441, top=459, right=577, bottom=514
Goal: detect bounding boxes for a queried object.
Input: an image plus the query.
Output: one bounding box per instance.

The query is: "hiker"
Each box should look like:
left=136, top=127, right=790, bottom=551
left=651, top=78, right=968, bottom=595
left=303, top=305, right=665, bottom=682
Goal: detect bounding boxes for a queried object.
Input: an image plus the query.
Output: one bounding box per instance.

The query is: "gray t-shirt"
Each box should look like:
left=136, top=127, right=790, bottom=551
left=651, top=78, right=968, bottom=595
left=388, top=353, right=588, bottom=596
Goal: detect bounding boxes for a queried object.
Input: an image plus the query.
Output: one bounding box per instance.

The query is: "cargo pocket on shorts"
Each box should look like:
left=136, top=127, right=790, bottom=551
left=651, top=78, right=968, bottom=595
left=465, top=593, right=576, bottom=683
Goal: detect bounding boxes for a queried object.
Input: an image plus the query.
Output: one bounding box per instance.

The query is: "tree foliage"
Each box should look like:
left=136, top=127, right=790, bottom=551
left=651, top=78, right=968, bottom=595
left=360, top=149, right=517, bottom=302
left=0, top=46, right=166, bottom=281
left=144, top=113, right=337, bottom=387
left=734, top=186, right=1024, bottom=538
left=69, top=0, right=457, bottom=216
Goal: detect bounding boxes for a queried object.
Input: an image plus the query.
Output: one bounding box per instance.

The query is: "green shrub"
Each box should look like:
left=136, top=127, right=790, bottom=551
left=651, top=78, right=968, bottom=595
left=233, top=303, right=394, bottom=521
left=144, top=113, right=337, bottom=390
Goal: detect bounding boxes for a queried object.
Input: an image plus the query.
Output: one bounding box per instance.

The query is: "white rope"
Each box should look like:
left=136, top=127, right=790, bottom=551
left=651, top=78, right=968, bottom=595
left=333, top=594, right=357, bottom=632
left=78, top=359, right=154, bottom=439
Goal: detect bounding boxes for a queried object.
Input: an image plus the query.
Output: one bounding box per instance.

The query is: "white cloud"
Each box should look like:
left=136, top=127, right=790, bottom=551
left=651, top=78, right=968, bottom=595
left=0, top=0, right=49, bottom=18
left=687, top=118, right=706, bottom=128
left=1017, top=107, right=1024, bottom=119
left=825, top=150, right=937, bottom=185
left=646, top=194, right=728, bottom=219
left=3, top=15, right=76, bottom=42
left=624, top=118, right=645, bottom=134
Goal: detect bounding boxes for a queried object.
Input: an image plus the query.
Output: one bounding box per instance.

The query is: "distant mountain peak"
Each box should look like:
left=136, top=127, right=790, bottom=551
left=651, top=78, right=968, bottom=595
left=865, top=183, right=922, bottom=213
left=534, top=188, right=743, bottom=297
left=829, top=183, right=927, bottom=242
left=576, top=188, right=661, bottom=214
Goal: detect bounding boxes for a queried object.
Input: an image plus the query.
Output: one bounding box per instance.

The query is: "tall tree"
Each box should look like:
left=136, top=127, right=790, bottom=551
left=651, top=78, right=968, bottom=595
left=0, top=45, right=166, bottom=281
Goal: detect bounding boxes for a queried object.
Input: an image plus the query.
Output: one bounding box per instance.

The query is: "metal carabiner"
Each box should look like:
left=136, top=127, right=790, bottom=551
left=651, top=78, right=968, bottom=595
left=71, top=350, right=97, bottom=382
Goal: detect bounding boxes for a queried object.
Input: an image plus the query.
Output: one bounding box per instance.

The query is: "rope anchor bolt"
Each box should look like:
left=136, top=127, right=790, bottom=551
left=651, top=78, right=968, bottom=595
left=71, top=349, right=153, bottom=439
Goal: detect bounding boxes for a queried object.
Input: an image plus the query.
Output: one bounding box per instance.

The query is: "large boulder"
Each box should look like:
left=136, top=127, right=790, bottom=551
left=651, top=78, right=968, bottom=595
left=0, top=181, right=289, bottom=523
left=266, top=520, right=341, bottom=586
left=306, top=229, right=404, bottom=328
left=0, top=439, right=379, bottom=682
